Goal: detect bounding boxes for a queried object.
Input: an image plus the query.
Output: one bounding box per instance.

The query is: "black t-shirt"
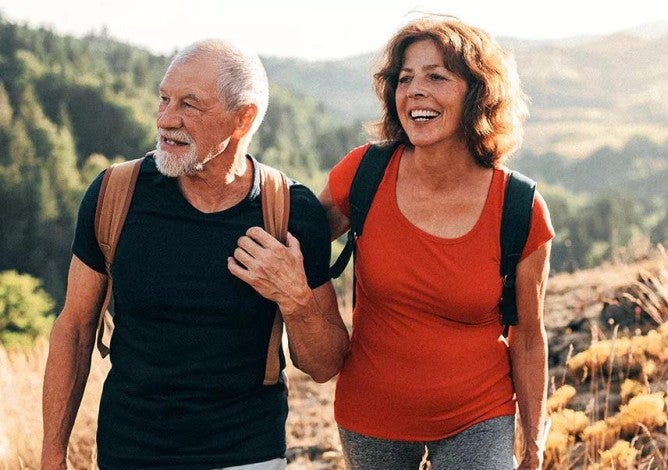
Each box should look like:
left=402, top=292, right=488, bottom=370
left=72, top=155, right=331, bottom=469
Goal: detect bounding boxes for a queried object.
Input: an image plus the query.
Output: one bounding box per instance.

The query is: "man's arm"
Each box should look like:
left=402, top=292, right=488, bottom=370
left=508, top=242, right=551, bottom=470
left=228, top=228, right=349, bottom=383
left=42, top=255, right=107, bottom=469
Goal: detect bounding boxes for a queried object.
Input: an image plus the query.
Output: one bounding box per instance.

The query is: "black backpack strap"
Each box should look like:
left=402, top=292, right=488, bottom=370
left=499, top=170, right=536, bottom=333
left=330, top=141, right=400, bottom=279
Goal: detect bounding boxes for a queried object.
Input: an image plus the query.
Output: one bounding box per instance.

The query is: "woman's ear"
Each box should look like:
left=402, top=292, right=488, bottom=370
left=233, top=104, right=258, bottom=138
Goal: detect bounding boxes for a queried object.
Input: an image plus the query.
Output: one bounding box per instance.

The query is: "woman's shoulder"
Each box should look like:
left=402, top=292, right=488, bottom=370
left=331, top=141, right=402, bottom=181
left=340, top=142, right=374, bottom=167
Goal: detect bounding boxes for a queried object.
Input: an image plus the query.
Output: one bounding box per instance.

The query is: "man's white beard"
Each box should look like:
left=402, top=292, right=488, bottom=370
left=154, top=136, right=199, bottom=177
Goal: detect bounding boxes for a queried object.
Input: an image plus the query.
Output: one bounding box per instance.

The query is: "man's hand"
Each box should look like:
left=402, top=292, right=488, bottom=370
left=229, top=226, right=349, bottom=382
left=228, top=227, right=311, bottom=314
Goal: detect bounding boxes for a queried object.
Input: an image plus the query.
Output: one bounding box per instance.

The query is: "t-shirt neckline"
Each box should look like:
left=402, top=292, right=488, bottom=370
left=388, top=147, right=499, bottom=245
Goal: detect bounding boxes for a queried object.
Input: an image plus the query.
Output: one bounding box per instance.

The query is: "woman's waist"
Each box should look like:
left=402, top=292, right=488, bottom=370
left=334, top=362, right=515, bottom=440
left=338, top=346, right=512, bottom=408
left=343, top=321, right=510, bottom=399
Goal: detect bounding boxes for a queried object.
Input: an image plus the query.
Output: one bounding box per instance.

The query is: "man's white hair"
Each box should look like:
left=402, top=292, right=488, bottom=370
left=171, top=38, right=269, bottom=139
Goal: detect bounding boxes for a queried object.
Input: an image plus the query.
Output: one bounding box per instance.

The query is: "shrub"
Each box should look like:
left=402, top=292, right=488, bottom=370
left=0, top=270, right=54, bottom=347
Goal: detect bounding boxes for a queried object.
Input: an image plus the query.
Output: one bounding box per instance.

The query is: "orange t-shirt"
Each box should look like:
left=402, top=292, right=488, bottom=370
left=329, top=143, right=555, bottom=441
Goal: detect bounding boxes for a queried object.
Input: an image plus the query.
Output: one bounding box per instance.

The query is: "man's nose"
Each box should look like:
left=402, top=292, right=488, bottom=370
left=156, top=103, right=182, bottom=129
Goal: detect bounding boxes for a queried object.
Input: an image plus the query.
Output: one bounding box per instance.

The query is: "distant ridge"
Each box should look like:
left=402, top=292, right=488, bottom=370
left=621, top=20, right=668, bottom=39
left=263, top=22, right=668, bottom=157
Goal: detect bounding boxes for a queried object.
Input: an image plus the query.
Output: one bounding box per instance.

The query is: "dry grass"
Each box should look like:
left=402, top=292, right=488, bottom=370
left=0, top=340, right=108, bottom=470
left=546, top=321, right=668, bottom=469
left=1, top=250, right=666, bottom=469
left=0, top=340, right=342, bottom=470
left=544, top=249, right=668, bottom=469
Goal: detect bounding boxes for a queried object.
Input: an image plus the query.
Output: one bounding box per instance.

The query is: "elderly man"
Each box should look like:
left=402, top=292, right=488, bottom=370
left=41, top=39, right=349, bottom=470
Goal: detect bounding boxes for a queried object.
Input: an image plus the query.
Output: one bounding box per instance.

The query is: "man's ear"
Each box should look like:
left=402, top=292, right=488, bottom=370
left=233, top=104, right=258, bottom=138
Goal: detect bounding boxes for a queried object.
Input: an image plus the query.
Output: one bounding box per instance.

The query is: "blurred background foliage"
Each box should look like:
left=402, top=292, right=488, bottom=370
left=0, top=13, right=666, bottom=333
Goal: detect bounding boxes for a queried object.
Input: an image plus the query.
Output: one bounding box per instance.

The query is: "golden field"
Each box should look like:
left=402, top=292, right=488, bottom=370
left=1, top=249, right=667, bottom=470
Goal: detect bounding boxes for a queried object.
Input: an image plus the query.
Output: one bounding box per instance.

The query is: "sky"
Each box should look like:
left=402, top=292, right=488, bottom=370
left=1, top=0, right=667, bottom=60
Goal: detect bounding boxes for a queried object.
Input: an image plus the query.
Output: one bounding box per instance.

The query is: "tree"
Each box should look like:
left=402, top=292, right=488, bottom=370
left=0, top=81, right=13, bottom=164
left=0, top=118, right=38, bottom=275
left=0, top=81, right=12, bottom=129
left=316, top=122, right=368, bottom=170
left=0, top=88, right=80, bottom=301
left=564, top=192, right=644, bottom=269
left=0, top=270, right=54, bottom=347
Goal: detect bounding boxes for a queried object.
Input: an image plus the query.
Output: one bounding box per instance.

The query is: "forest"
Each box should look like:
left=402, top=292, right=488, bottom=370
left=0, top=13, right=666, bottom=342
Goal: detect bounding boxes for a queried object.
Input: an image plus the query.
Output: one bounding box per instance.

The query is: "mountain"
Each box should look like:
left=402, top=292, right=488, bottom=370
left=0, top=14, right=665, bottom=297
left=263, top=25, right=668, bottom=158
left=263, top=54, right=377, bottom=123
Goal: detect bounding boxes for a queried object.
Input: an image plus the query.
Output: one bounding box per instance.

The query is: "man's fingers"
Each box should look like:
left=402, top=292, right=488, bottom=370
left=286, top=232, right=299, bottom=248
left=232, top=247, right=256, bottom=270
left=286, top=232, right=304, bottom=260
left=236, top=235, right=264, bottom=258
left=246, top=226, right=282, bottom=247
left=227, top=256, right=250, bottom=281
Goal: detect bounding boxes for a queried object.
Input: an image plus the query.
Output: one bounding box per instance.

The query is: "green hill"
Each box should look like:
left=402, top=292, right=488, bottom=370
left=0, top=12, right=666, bottom=302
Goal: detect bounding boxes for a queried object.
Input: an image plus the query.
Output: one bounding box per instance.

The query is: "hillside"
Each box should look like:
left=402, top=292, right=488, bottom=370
left=263, top=24, right=668, bottom=158
left=0, top=13, right=666, bottom=300
left=2, top=251, right=666, bottom=469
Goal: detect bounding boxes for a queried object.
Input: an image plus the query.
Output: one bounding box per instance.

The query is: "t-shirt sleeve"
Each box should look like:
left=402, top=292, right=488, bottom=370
left=327, top=143, right=372, bottom=218
left=72, top=170, right=107, bottom=274
left=287, top=183, right=333, bottom=288
left=521, top=190, right=555, bottom=260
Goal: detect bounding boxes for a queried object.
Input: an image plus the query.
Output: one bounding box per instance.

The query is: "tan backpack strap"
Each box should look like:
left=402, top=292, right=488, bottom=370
left=258, top=163, right=290, bottom=244
left=257, top=162, right=290, bottom=385
left=94, top=157, right=144, bottom=357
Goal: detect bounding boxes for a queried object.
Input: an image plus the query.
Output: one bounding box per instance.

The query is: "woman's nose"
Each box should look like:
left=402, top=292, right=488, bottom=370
left=407, top=78, right=428, bottom=98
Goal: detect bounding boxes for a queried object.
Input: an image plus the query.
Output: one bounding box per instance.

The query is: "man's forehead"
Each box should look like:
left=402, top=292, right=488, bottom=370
left=160, top=60, right=217, bottom=92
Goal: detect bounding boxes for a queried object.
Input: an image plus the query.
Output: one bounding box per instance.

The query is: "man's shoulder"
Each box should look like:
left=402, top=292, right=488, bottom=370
left=287, top=180, right=320, bottom=209
left=251, top=159, right=318, bottom=206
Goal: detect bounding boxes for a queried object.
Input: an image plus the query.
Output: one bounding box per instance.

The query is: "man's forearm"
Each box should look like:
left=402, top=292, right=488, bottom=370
left=280, top=283, right=349, bottom=383
left=41, top=319, right=95, bottom=468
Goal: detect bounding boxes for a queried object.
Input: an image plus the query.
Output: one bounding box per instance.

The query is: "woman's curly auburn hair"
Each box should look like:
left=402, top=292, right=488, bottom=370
left=371, top=15, right=529, bottom=168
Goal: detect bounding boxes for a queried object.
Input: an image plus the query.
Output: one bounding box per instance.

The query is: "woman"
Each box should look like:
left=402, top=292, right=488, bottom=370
left=319, top=15, right=554, bottom=470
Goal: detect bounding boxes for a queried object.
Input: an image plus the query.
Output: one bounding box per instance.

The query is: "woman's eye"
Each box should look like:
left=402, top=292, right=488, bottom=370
left=398, top=75, right=411, bottom=84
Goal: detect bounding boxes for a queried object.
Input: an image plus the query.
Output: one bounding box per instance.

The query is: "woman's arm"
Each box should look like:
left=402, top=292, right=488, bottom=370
left=508, top=241, right=551, bottom=470
left=318, top=183, right=350, bottom=241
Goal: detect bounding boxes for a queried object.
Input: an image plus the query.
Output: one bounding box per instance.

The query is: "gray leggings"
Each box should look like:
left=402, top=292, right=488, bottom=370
left=338, top=416, right=515, bottom=470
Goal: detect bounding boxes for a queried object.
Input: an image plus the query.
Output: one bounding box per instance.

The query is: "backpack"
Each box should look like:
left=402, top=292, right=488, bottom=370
left=329, top=142, right=536, bottom=334
left=94, top=153, right=290, bottom=385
